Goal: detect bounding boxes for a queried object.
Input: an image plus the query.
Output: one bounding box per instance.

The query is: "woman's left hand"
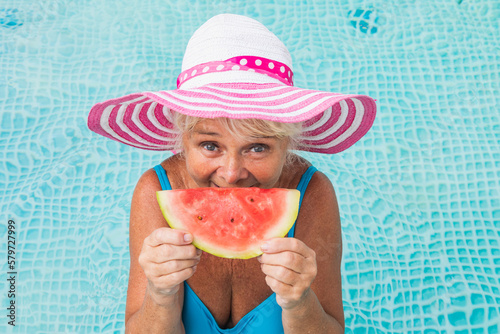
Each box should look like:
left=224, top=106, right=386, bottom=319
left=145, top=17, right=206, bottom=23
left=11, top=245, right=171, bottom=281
left=258, top=237, right=317, bottom=310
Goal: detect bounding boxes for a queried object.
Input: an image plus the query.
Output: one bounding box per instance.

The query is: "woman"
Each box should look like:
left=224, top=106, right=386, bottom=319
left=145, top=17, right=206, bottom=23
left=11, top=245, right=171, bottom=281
left=88, top=14, right=376, bottom=333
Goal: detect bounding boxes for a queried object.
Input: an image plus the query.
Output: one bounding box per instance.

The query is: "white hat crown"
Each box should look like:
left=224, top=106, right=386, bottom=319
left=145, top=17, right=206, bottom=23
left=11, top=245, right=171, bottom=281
left=180, top=14, right=293, bottom=88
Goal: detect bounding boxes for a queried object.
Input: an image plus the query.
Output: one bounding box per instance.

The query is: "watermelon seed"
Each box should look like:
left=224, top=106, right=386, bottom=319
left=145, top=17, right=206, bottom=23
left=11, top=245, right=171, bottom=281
left=250, top=198, right=254, bottom=202
left=197, top=216, right=203, bottom=220
left=230, top=218, right=234, bottom=223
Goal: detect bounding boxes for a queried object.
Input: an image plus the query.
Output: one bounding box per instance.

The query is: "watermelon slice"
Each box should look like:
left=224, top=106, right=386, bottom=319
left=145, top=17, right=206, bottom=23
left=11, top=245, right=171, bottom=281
left=156, top=188, right=300, bottom=259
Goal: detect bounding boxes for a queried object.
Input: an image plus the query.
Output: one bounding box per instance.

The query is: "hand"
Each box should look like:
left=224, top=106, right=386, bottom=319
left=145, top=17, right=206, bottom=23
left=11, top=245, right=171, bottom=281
left=258, top=238, right=317, bottom=310
left=138, top=227, right=201, bottom=302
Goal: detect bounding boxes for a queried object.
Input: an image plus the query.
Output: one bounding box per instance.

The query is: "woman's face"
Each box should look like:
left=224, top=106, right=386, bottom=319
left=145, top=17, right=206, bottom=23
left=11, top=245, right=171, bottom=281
left=182, top=119, right=289, bottom=189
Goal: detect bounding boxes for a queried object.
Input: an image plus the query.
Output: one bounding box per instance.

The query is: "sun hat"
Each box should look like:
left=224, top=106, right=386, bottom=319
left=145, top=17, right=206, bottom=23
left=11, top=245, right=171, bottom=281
left=87, top=14, right=376, bottom=154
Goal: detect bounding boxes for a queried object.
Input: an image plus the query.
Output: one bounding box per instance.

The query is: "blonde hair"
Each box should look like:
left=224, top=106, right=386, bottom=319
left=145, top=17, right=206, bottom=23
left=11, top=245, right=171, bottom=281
left=172, top=113, right=303, bottom=161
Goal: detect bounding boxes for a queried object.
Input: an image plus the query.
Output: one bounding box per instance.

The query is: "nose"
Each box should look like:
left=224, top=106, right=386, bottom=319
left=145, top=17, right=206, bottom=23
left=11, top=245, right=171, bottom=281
left=218, top=153, right=249, bottom=185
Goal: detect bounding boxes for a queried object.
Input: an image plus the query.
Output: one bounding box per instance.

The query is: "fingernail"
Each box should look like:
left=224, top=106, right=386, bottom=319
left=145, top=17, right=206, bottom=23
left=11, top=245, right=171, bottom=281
left=261, top=243, right=269, bottom=252
left=184, top=234, right=192, bottom=242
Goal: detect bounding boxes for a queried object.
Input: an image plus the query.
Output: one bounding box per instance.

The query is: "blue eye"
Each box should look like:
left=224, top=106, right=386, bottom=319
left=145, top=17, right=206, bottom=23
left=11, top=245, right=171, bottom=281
left=250, top=144, right=267, bottom=153
left=202, top=142, right=217, bottom=151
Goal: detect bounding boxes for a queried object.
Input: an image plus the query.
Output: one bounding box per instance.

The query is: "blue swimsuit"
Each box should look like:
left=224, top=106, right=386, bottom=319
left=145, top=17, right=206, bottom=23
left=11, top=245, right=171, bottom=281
left=153, top=164, right=317, bottom=334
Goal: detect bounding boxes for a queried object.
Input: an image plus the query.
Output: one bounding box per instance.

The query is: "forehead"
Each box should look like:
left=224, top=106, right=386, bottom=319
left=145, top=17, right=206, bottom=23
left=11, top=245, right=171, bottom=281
left=192, top=119, right=224, bottom=135
left=191, top=118, right=275, bottom=140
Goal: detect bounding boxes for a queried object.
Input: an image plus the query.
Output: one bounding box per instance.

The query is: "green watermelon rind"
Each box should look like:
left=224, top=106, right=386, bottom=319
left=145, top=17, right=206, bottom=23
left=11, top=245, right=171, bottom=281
left=156, top=188, right=300, bottom=259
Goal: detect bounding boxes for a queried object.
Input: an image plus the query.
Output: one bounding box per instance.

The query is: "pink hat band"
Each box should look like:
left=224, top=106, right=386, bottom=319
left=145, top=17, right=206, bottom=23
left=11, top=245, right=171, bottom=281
left=177, top=56, right=294, bottom=88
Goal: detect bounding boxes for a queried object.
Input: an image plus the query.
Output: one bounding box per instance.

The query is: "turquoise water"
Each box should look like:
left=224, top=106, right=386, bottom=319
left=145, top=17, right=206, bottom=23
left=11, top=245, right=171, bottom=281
left=1, top=0, right=499, bottom=333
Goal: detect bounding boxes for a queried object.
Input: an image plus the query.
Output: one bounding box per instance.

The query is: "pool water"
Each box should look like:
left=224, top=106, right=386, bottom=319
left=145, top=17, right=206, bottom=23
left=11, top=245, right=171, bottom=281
left=1, top=0, right=499, bottom=333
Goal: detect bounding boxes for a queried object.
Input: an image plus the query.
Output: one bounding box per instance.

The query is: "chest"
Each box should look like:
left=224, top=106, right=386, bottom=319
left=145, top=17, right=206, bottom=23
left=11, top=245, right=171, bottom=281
left=186, top=251, right=274, bottom=329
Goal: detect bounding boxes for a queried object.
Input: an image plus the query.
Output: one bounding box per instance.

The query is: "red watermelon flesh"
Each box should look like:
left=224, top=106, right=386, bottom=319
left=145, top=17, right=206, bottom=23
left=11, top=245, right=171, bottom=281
left=156, top=188, right=300, bottom=259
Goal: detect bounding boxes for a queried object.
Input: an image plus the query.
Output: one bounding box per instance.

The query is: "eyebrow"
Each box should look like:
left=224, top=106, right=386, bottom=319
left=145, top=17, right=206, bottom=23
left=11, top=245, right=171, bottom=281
left=193, top=130, right=276, bottom=140
left=193, top=130, right=221, bottom=136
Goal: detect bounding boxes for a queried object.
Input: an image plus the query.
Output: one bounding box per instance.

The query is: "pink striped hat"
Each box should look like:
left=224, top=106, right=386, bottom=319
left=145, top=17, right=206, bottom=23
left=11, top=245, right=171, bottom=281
left=87, top=14, right=376, bottom=154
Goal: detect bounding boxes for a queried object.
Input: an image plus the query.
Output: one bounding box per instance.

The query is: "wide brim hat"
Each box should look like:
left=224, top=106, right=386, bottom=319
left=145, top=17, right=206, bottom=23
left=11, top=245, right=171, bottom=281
left=87, top=14, right=376, bottom=154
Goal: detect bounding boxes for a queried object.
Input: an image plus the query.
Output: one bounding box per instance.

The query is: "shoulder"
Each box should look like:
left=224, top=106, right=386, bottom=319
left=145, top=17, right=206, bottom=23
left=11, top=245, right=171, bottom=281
left=134, top=167, right=162, bottom=192
left=281, top=155, right=335, bottom=194
left=130, top=165, right=165, bottom=213
left=295, top=167, right=341, bottom=249
left=282, top=156, right=341, bottom=240
left=130, top=155, right=184, bottom=225
left=303, top=169, right=337, bottom=204
left=132, top=154, right=185, bottom=195
left=129, top=167, right=166, bottom=237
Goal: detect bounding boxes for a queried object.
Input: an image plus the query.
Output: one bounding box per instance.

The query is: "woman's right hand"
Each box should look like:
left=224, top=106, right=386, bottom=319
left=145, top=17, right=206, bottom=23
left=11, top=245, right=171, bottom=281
left=138, top=227, right=201, bottom=301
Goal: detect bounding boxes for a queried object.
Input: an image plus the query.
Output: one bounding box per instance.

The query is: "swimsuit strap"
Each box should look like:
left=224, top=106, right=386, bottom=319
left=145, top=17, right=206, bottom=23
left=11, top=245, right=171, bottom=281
left=287, top=165, right=317, bottom=238
left=153, top=165, right=172, bottom=190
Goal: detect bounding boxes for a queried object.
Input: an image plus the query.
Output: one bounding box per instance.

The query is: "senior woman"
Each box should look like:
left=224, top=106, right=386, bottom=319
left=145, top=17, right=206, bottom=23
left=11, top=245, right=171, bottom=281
left=87, top=14, right=376, bottom=334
